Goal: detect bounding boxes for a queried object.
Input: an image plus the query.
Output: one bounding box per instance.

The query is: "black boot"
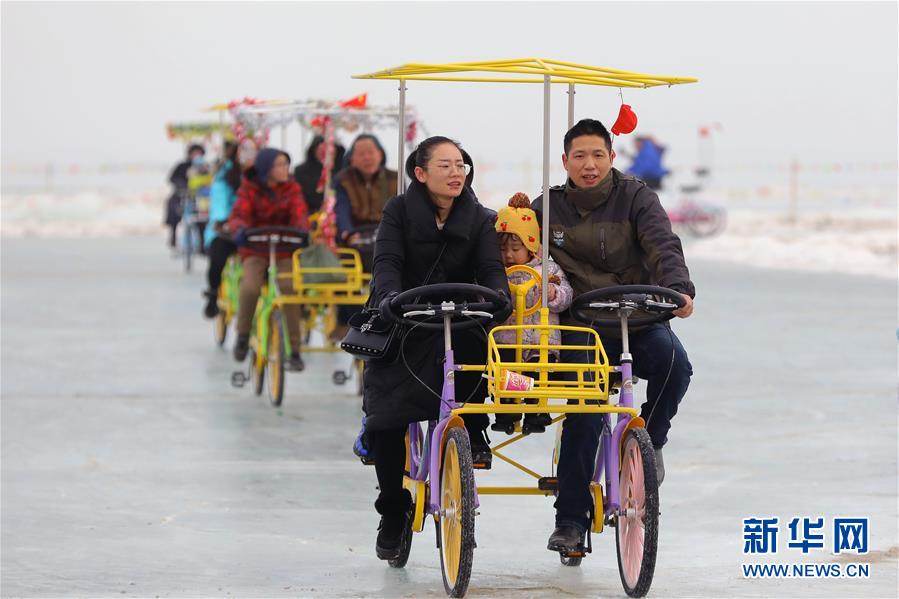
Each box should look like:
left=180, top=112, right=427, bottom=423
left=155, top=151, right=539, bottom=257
left=547, top=524, right=586, bottom=553
left=203, top=289, right=219, bottom=318
left=233, top=334, right=249, bottom=362
left=374, top=490, right=412, bottom=560
left=522, top=411, right=552, bottom=435
left=287, top=351, right=305, bottom=372
left=490, top=405, right=520, bottom=435
left=468, top=429, right=492, bottom=469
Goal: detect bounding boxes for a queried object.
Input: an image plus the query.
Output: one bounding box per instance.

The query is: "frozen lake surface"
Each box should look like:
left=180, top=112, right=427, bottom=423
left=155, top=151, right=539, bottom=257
left=1, top=236, right=896, bottom=598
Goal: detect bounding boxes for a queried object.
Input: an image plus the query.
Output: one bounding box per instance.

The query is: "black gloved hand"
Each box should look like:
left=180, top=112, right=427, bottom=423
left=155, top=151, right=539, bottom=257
left=378, top=291, right=399, bottom=320
left=493, top=288, right=513, bottom=323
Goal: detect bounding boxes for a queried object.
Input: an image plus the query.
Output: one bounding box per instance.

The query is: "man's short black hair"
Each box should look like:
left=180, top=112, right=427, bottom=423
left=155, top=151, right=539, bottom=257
left=564, top=119, right=612, bottom=154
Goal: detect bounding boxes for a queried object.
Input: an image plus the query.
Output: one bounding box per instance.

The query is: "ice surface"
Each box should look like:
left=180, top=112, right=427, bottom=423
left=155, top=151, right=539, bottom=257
left=1, top=237, right=896, bottom=597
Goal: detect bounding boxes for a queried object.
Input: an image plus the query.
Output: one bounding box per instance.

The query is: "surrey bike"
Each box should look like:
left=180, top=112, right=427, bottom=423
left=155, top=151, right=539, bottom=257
left=230, top=226, right=308, bottom=407
left=353, top=57, right=697, bottom=598
left=376, top=277, right=682, bottom=597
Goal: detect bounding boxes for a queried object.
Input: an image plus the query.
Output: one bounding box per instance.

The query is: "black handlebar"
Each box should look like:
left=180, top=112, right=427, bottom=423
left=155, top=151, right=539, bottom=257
left=240, top=226, right=309, bottom=251
left=570, top=285, right=686, bottom=328
left=384, top=283, right=510, bottom=330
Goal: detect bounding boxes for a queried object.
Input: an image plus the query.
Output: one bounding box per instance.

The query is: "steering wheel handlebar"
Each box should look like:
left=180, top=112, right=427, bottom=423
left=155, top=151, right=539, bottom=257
left=505, top=264, right=542, bottom=319
left=241, top=226, right=309, bottom=251
left=571, top=285, right=686, bottom=328
left=384, top=283, right=510, bottom=330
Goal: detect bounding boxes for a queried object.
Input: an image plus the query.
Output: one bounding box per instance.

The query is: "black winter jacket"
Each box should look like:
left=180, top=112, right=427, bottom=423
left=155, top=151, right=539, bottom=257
left=363, top=181, right=510, bottom=431
left=532, top=169, right=694, bottom=331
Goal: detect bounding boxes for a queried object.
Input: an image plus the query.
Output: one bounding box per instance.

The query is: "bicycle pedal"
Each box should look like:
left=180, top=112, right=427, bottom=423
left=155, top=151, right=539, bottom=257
left=538, top=477, right=559, bottom=491
left=359, top=457, right=376, bottom=466
left=231, top=372, right=247, bottom=388
left=562, top=548, right=586, bottom=558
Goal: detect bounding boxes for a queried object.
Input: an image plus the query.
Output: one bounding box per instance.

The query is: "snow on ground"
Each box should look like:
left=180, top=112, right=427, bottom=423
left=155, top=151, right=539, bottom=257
left=2, top=189, right=896, bottom=280
left=682, top=210, right=897, bottom=281
left=1, top=190, right=168, bottom=237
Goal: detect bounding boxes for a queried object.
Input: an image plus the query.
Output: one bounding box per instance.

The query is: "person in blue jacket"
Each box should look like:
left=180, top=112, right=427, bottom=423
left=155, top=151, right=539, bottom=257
left=203, top=140, right=254, bottom=318
left=626, top=136, right=669, bottom=190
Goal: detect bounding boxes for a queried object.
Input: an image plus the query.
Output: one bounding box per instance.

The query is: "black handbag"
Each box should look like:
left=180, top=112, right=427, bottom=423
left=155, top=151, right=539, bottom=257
left=340, top=243, right=447, bottom=363
left=340, top=309, right=403, bottom=363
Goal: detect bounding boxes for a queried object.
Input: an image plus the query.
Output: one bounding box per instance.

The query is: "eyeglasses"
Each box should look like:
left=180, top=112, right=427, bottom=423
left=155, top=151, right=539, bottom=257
left=427, top=161, right=471, bottom=176
left=272, top=160, right=290, bottom=168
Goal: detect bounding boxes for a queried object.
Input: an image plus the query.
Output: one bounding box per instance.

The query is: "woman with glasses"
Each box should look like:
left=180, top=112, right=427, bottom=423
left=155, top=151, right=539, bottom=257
left=361, top=136, right=511, bottom=561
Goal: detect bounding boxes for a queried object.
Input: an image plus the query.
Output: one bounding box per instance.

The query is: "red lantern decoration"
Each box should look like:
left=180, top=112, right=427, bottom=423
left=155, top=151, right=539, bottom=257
left=611, top=104, right=638, bottom=136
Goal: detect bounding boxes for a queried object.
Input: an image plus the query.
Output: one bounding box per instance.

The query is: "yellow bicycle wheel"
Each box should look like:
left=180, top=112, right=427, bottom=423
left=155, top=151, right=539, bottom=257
left=438, top=427, right=475, bottom=597
left=267, top=311, right=285, bottom=407
left=251, top=347, right=265, bottom=396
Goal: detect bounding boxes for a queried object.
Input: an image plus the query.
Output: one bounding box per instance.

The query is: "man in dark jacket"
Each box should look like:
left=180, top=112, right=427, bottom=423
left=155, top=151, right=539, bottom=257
left=534, top=119, right=695, bottom=555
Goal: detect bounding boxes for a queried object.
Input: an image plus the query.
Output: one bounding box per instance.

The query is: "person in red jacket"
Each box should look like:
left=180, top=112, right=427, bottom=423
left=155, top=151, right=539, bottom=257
left=228, top=147, right=309, bottom=370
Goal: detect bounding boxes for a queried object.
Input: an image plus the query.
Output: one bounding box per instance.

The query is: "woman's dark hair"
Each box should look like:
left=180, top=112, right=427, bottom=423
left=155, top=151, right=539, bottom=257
left=187, top=143, right=205, bottom=158
left=221, top=141, right=242, bottom=192
left=404, top=136, right=474, bottom=187
left=304, top=135, right=325, bottom=163
left=346, top=133, right=387, bottom=169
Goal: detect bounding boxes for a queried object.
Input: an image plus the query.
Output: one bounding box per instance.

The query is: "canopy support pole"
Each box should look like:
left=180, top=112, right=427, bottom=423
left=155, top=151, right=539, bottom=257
left=397, top=79, right=407, bottom=194
left=541, top=75, right=551, bottom=308
left=567, top=83, right=576, bottom=128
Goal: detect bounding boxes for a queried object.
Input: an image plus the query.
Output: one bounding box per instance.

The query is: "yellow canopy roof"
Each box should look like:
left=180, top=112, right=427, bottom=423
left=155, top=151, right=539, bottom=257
left=353, top=57, right=697, bottom=88
left=204, top=99, right=291, bottom=112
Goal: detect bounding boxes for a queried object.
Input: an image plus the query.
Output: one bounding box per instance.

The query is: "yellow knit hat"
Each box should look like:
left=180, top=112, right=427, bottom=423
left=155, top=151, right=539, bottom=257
left=496, top=192, right=540, bottom=254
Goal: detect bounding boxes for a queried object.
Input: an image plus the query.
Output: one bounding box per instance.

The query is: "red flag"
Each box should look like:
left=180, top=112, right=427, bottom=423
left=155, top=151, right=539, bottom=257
left=339, top=93, right=367, bottom=109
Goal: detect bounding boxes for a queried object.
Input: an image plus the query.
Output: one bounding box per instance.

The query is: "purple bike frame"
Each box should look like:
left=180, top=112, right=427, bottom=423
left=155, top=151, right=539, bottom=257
left=594, top=358, right=635, bottom=516
left=405, top=340, right=482, bottom=517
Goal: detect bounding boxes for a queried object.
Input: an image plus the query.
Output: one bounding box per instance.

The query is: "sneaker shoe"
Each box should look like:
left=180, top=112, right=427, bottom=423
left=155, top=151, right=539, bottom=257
left=654, top=445, right=665, bottom=487
left=469, top=429, right=492, bottom=469
left=203, top=289, right=219, bottom=318
left=547, top=524, right=586, bottom=553
left=286, top=352, right=305, bottom=372
left=233, top=334, right=250, bottom=362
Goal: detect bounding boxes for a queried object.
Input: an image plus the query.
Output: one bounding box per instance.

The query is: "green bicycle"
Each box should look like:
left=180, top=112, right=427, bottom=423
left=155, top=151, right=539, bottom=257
left=230, top=226, right=308, bottom=407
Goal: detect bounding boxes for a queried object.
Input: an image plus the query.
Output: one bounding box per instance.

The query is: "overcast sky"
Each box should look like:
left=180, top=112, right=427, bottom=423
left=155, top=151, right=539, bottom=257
left=2, top=1, right=897, bottom=188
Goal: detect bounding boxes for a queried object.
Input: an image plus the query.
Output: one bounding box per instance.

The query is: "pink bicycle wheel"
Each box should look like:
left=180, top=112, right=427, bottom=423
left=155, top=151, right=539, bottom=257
left=615, top=428, right=659, bottom=597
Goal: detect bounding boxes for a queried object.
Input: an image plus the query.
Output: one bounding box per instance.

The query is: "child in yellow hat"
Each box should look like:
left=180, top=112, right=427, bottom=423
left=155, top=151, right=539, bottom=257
left=492, top=193, right=573, bottom=435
